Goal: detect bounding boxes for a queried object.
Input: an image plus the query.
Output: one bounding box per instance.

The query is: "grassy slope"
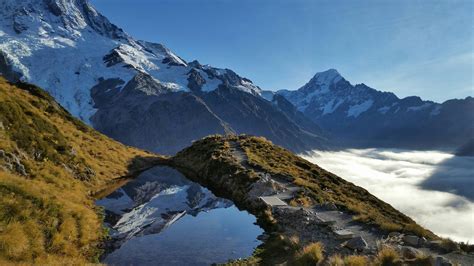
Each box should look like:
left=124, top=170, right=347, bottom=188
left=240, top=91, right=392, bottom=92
left=0, top=78, right=161, bottom=264
left=238, top=136, right=435, bottom=238
left=173, top=135, right=436, bottom=262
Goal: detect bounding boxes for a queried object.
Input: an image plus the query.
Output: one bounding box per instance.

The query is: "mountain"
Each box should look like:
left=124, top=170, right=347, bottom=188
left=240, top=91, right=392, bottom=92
left=277, top=69, right=474, bottom=150
left=0, top=77, right=162, bottom=264
left=0, top=0, right=325, bottom=154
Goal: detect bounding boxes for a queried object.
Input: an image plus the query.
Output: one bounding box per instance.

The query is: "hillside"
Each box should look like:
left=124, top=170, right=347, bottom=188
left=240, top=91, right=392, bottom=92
left=171, top=135, right=474, bottom=265
left=0, top=77, right=162, bottom=264
left=173, top=135, right=433, bottom=237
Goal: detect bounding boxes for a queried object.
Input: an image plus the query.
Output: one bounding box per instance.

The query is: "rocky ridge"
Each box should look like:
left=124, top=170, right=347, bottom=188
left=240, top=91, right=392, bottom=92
left=171, top=135, right=473, bottom=265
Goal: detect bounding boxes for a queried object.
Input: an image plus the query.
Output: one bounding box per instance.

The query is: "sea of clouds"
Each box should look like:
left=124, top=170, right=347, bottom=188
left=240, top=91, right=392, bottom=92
left=301, top=149, right=474, bottom=243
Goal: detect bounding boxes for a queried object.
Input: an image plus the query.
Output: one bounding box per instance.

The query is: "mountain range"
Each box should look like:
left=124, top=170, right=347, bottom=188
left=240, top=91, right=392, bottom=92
left=0, top=0, right=472, bottom=154
left=0, top=0, right=325, bottom=154
left=276, top=69, right=474, bottom=150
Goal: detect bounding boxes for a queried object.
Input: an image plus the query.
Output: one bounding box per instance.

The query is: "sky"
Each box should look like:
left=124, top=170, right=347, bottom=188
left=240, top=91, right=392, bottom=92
left=91, top=0, right=473, bottom=102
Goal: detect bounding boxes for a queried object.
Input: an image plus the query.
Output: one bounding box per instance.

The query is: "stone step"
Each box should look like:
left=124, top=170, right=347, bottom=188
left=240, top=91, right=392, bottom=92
left=315, top=216, right=337, bottom=226
left=334, top=229, right=354, bottom=240
left=259, top=196, right=288, bottom=207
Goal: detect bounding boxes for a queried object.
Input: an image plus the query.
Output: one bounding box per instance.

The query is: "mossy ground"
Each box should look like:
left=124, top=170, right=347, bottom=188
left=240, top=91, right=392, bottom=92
left=0, top=78, right=162, bottom=264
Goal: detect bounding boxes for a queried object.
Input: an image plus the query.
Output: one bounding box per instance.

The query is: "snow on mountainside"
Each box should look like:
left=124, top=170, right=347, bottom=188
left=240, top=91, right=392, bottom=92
left=0, top=0, right=324, bottom=154
left=279, top=69, right=409, bottom=118
left=0, top=0, right=261, bottom=123
left=277, top=69, right=474, bottom=149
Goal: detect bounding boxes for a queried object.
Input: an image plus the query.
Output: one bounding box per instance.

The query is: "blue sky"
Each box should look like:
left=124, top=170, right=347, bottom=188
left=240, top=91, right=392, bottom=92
left=91, top=0, right=473, bottom=102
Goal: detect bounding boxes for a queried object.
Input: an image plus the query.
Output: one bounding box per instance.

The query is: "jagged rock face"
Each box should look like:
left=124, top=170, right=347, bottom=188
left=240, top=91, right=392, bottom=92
left=199, top=86, right=326, bottom=152
left=278, top=69, right=474, bottom=149
left=91, top=72, right=325, bottom=154
left=91, top=73, right=233, bottom=155
left=270, top=94, right=324, bottom=137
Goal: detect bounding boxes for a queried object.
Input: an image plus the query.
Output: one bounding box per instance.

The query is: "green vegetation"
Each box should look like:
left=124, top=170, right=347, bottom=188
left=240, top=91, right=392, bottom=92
left=0, top=78, right=161, bottom=264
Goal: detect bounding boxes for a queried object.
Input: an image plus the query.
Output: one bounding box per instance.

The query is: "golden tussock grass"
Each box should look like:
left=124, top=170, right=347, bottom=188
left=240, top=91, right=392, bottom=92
left=296, top=242, right=325, bottom=265
left=0, top=78, right=162, bottom=263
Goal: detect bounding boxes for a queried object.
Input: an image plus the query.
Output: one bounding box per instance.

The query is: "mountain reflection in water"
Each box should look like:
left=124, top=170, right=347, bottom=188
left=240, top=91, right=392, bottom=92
left=96, top=166, right=263, bottom=265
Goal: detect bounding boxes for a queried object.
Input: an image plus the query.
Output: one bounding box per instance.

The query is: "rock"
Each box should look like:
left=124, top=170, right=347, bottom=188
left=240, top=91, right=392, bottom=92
left=401, top=246, right=423, bottom=259
left=248, top=173, right=285, bottom=199
left=257, top=234, right=269, bottom=241
left=388, top=232, right=401, bottom=238
left=418, top=237, right=428, bottom=247
left=345, top=236, right=368, bottom=250
left=334, top=229, right=354, bottom=240
left=323, top=202, right=338, bottom=210
left=0, top=151, right=27, bottom=175
left=15, top=162, right=27, bottom=176
left=403, top=235, right=420, bottom=246
left=187, top=69, right=206, bottom=92
left=434, top=256, right=453, bottom=266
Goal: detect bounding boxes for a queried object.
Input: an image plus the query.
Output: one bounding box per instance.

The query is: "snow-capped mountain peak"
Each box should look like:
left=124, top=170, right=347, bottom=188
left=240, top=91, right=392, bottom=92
left=276, top=68, right=346, bottom=112
left=309, top=68, right=343, bottom=86
left=0, top=0, right=262, bottom=123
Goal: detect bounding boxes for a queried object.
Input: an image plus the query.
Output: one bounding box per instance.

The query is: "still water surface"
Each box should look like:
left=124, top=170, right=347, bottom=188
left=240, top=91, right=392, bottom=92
left=97, top=166, right=263, bottom=265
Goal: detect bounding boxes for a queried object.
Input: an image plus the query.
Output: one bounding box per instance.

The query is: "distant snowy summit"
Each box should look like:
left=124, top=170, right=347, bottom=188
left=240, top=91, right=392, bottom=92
left=275, top=69, right=474, bottom=150
left=0, top=0, right=325, bottom=154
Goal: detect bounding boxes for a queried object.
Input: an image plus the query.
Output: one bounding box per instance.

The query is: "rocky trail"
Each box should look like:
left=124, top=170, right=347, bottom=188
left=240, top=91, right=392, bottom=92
left=228, top=141, right=473, bottom=265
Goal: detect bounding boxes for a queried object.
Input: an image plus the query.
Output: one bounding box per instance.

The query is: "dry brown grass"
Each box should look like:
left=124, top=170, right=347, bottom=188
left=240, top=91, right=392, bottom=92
left=173, top=134, right=439, bottom=265
left=297, top=242, right=325, bottom=265
left=373, top=246, right=401, bottom=266
left=238, top=136, right=436, bottom=239
left=344, top=255, right=369, bottom=266
left=0, top=78, right=161, bottom=263
left=327, top=254, right=345, bottom=266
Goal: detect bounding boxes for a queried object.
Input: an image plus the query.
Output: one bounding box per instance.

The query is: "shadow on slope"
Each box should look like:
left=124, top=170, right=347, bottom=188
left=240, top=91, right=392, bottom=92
left=420, top=155, right=474, bottom=202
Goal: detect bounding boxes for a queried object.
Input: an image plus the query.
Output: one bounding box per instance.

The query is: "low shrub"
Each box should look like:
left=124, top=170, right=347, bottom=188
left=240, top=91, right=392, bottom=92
left=297, top=242, right=324, bottom=265
left=374, top=246, right=401, bottom=266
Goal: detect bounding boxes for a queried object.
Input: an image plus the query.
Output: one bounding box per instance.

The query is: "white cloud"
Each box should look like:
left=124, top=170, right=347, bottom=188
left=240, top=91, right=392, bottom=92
left=301, top=149, right=474, bottom=243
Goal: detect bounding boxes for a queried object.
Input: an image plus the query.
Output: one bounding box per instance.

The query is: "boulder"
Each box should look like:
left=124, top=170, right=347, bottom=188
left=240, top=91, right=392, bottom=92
left=403, top=235, right=420, bottom=246
left=388, top=232, right=401, bottom=238
left=401, top=246, right=423, bottom=259
left=345, top=236, right=368, bottom=251
left=435, top=256, right=453, bottom=266
left=418, top=237, right=428, bottom=247
left=323, top=202, right=338, bottom=210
